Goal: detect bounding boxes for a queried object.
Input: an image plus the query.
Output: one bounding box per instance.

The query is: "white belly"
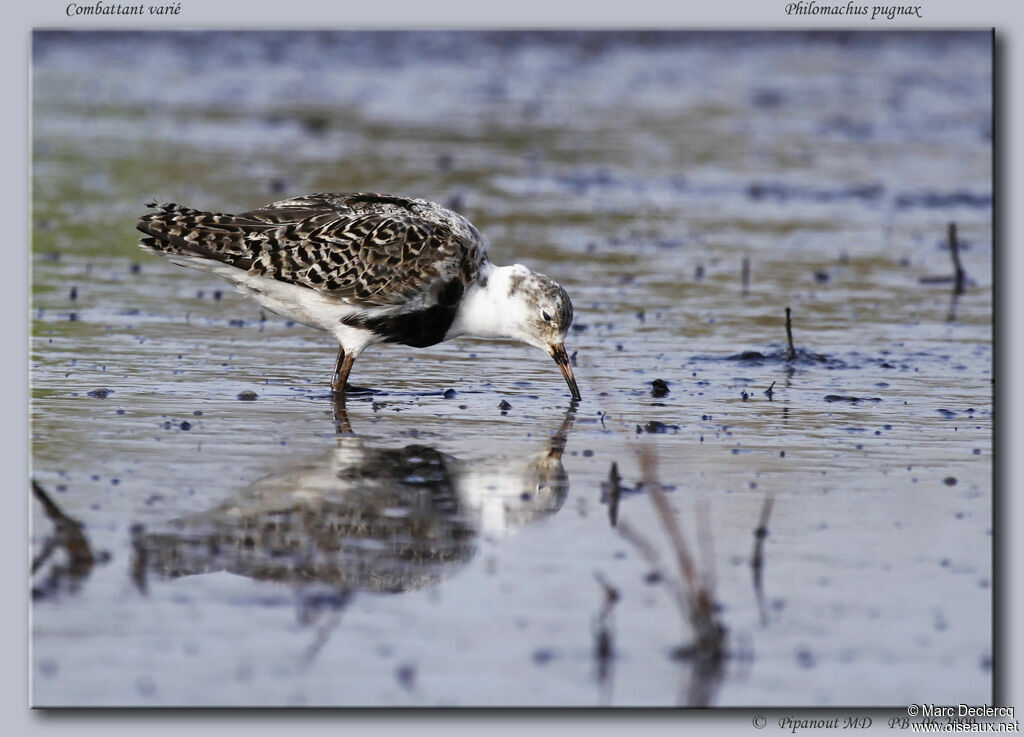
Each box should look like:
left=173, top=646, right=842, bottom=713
left=169, top=254, right=383, bottom=356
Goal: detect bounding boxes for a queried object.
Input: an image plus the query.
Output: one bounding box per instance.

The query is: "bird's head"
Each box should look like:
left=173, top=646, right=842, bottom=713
left=498, top=265, right=580, bottom=401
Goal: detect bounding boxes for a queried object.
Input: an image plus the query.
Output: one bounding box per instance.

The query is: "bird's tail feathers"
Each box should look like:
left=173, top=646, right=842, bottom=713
left=136, top=201, right=267, bottom=270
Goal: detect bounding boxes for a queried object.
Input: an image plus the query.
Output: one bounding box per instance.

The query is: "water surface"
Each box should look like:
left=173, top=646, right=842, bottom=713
left=31, top=31, right=992, bottom=707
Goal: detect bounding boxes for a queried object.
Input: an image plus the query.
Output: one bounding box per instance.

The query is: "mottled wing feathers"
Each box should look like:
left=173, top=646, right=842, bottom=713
left=138, top=193, right=486, bottom=307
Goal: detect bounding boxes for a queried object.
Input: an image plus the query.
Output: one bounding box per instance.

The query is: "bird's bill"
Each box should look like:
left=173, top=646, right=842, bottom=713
left=549, top=344, right=581, bottom=401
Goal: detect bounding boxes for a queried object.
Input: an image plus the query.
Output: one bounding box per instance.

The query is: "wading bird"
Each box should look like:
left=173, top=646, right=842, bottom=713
left=138, top=192, right=580, bottom=401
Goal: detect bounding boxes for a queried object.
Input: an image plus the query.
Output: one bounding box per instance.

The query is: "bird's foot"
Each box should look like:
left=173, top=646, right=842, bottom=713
left=346, top=384, right=376, bottom=395
left=332, top=383, right=375, bottom=396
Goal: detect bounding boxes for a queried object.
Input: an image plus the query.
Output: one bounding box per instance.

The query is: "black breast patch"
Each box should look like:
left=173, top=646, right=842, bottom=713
left=341, top=278, right=464, bottom=348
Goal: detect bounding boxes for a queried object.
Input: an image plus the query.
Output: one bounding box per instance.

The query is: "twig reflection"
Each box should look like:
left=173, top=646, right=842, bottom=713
left=32, top=481, right=105, bottom=599
left=614, top=450, right=727, bottom=707
left=750, top=494, right=775, bottom=627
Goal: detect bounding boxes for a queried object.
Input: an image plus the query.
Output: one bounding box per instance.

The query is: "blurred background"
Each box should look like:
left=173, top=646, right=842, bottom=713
left=31, top=31, right=992, bottom=706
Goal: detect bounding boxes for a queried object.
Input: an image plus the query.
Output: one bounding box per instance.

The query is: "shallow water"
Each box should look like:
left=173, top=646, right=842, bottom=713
left=31, top=31, right=992, bottom=706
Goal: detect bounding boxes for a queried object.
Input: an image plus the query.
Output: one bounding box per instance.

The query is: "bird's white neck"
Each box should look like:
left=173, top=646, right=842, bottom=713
left=447, top=263, right=532, bottom=343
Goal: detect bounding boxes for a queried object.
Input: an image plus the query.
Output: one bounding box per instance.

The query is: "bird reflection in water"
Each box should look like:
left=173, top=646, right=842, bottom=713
left=131, top=406, right=575, bottom=609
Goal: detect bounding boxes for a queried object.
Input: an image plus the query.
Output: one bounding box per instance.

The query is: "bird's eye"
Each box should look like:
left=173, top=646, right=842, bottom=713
left=542, top=311, right=552, bottom=322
